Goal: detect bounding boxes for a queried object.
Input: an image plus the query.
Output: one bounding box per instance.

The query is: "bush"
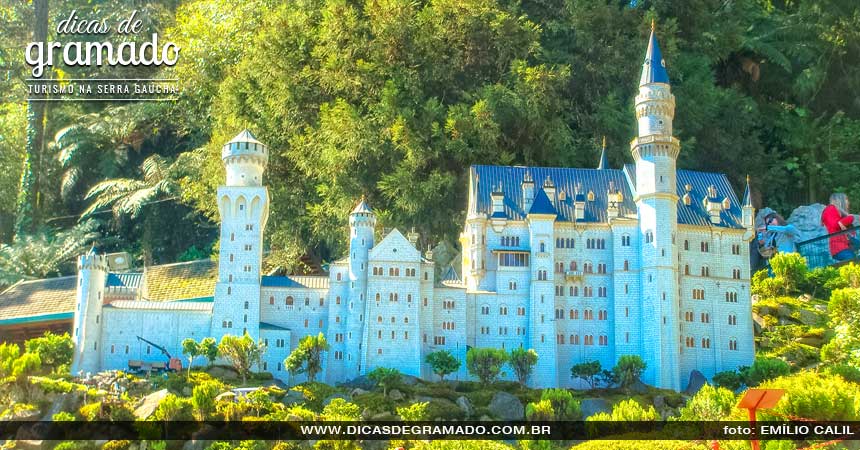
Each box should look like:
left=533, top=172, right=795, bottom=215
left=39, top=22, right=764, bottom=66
left=397, top=401, right=429, bottom=420
left=352, top=392, right=394, bottom=414
left=367, top=367, right=401, bottom=396
left=424, top=398, right=466, bottom=420
left=102, top=441, right=132, bottom=450
left=525, top=399, right=554, bottom=421
left=52, top=411, right=76, bottom=421
left=823, top=364, right=860, bottom=383
left=586, top=399, right=658, bottom=421
left=757, top=371, right=860, bottom=420
left=742, top=357, right=791, bottom=387
left=806, top=266, right=843, bottom=298
left=678, top=384, right=736, bottom=421
left=540, top=388, right=581, bottom=420
left=193, top=380, right=222, bottom=420
left=466, top=348, right=508, bottom=384
left=54, top=442, right=96, bottom=450
left=153, top=394, right=193, bottom=421
left=712, top=370, right=743, bottom=391
left=612, top=355, right=646, bottom=390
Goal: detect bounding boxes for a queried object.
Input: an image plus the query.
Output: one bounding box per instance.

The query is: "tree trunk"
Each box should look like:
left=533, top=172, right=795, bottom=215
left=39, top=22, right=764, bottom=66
left=15, top=0, right=49, bottom=237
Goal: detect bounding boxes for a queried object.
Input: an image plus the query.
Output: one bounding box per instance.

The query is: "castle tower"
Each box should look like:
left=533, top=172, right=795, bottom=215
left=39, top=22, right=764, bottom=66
left=742, top=175, right=754, bottom=229
left=347, top=197, right=375, bottom=378
left=211, top=130, right=269, bottom=341
left=631, top=22, right=682, bottom=390
left=526, top=187, right=558, bottom=387
left=70, top=247, right=108, bottom=375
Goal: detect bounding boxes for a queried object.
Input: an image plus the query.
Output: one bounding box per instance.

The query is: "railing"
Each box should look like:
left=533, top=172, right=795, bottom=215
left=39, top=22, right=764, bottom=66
left=796, top=225, right=859, bottom=269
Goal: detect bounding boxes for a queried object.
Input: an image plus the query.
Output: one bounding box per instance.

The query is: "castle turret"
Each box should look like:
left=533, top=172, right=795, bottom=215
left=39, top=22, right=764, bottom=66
left=597, top=136, right=609, bottom=170
left=526, top=188, right=557, bottom=387
left=70, top=247, right=108, bottom=375
left=742, top=176, right=754, bottom=229
left=211, top=130, right=269, bottom=341
left=631, top=22, right=681, bottom=390
left=348, top=197, right=375, bottom=377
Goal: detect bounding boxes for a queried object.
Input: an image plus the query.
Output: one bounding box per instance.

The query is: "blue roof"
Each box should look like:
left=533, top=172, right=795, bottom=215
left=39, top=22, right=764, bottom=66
left=261, top=276, right=301, bottom=287
left=640, top=27, right=670, bottom=85
left=472, top=165, right=636, bottom=222
left=260, top=322, right=289, bottom=331
left=742, top=177, right=752, bottom=207
left=106, top=272, right=142, bottom=288
left=597, top=146, right=609, bottom=170
left=528, top=188, right=558, bottom=216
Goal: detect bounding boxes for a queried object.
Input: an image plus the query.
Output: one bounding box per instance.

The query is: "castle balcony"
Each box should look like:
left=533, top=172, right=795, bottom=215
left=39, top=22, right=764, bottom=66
left=565, top=270, right=583, bottom=282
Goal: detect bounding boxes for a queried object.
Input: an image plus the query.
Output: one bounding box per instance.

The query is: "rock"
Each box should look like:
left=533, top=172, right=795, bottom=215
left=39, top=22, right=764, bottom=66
left=415, top=395, right=434, bottom=403
left=322, top=393, right=350, bottom=406
left=388, top=389, right=404, bottom=401
left=206, top=365, right=238, bottom=379
left=580, top=398, right=610, bottom=418
left=752, top=313, right=765, bottom=335
left=183, top=440, right=208, bottom=450
left=798, top=309, right=821, bottom=326
left=134, top=389, right=169, bottom=419
left=777, top=305, right=792, bottom=318
left=787, top=204, right=828, bottom=243
left=282, top=389, right=306, bottom=405
left=684, top=370, right=708, bottom=395
left=361, top=408, right=373, bottom=420
left=653, top=395, right=665, bottom=409
left=456, top=396, right=474, bottom=417
left=350, top=388, right=370, bottom=398
left=795, top=336, right=824, bottom=347
left=488, top=392, right=524, bottom=420
left=370, top=411, right=397, bottom=421
left=400, top=375, right=420, bottom=386
left=339, top=375, right=375, bottom=391
left=13, top=441, right=47, bottom=450
left=629, top=381, right=649, bottom=394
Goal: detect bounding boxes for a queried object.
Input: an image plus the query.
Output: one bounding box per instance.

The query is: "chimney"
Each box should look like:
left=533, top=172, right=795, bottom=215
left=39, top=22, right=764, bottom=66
left=491, top=184, right=505, bottom=216
left=704, top=185, right=722, bottom=224
left=574, top=182, right=585, bottom=221
left=407, top=227, right=420, bottom=246
left=606, top=180, right=620, bottom=220
left=522, top=171, right=535, bottom=212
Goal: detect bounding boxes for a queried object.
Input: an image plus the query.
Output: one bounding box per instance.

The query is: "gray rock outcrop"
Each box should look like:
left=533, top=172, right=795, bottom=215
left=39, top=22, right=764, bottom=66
left=488, top=392, right=524, bottom=420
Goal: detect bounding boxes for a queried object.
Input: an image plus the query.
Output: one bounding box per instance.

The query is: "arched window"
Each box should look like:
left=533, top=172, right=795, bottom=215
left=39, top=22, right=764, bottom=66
left=286, top=296, right=294, bottom=306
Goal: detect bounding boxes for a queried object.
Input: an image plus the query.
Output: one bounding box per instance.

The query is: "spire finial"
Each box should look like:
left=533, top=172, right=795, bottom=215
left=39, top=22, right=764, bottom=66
left=746, top=174, right=750, bottom=184
left=651, top=18, right=655, bottom=32
left=602, top=135, right=607, bottom=149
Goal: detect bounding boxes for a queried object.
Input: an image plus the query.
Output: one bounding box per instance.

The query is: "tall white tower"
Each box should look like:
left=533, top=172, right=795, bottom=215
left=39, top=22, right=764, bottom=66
left=70, top=247, right=108, bottom=375
left=631, top=22, right=682, bottom=390
left=211, top=130, right=269, bottom=341
left=347, top=197, right=375, bottom=378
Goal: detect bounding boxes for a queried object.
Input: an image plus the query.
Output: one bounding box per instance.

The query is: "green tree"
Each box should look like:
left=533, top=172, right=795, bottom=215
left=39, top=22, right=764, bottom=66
left=571, top=361, right=601, bottom=389
left=217, top=333, right=265, bottom=385
left=612, top=355, right=646, bottom=391
left=769, top=253, right=808, bottom=294
left=757, top=371, right=860, bottom=421
left=367, top=367, right=401, bottom=397
left=425, top=350, right=460, bottom=381
left=153, top=393, right=193, bottom=421
left=0, top=220, right=99, bottom=287
left=508, top=348, right=538, bottom=386
left=466, top=348, right=508, bottom=384
left=525, top=399, right=554, bottom=421
left=181, top=338, right=201, bottom=375
left=396, top=402, right=429, bottom=421
left=712, top=370, right=743, bottom=391
left=191, top=380, right=221, bottom=420
left=199, top=337, right=218, bottom=367
left=284, top=333, right=329, bottom=383
left=24, top=331, right=72, bottom=372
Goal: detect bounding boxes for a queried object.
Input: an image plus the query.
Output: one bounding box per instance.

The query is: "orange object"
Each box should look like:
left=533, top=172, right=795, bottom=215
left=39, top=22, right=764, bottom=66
left=738, top=389, right=786, bottom=450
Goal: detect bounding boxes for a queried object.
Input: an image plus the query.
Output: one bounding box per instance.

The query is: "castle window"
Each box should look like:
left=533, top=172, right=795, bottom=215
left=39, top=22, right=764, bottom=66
left=583, top=262, right=593, bottom=273
left=337, top=273, right=342, bottom=281
left=729, top=339, right=738, bottom=351
left=481, top=305, right=490, bottom=315
left=304, top=319, right=308, bottom=328
left=645, top=231, right=654, bottom=244
left=599, top=335, right=608, bottom=346
left=499, top=253, right=529, bottom=267
left=244, top=301, right=249, bottom=309
left=701, top=338, right=711, bottom=349
left=624, top=284, right=629, bottom=294
left=684, top=240, right=689, bottom=250
left=732, top=268, right=742, bottom=279
left=598, top=310, right=608, bottom=320
left=540, top=242, right=546, bottom=252
left=517, top=307, right=526, bottom=316
left=623, top=260, right=629, bottom=271
left=701, top=312, right=710, bottom=323
left=499, top=306, right=508, bottom=315
left=570, top=261, right=577, bottom=271
left=229, top=254, right=234, bottom=262
left=305, top=297, right=310, bottom=306
left=110, top=344, right=114, bottom=354
left=626, top=332, right=629, bottom=343
left=685, top=265, right=690, bottom=275
left=732, top=244, right=741, bottom=255
left=378, top=348, right=383, bottom=355
left=598, top=287, right=607, bottom=297
left=728, top=314, right=737, bottom=325
left=569, top=309, right=576, bottom=319
left=725, top=291, right=738, bottom=303
left=537, top=270, right=548, bottom=280
left=320, top=298, right=324, bottom=306
left=622, top=235, right=631, bottom=246
left=424, top=272, right=429, bottom=280
left=571, top=334, right=579, bottom=345
left=584, top=309, right=593, bottom=320
left=227, top=287, right=232, bottom=295
left=96, top=315, right=99, bottom=324
left=701, top=241, right=709, bottom=252
left=701, top=266, right=710, bottom=277
left=584, top=335, right=593, bottom=346
left=269, top=296, right=274, bottom=305
left=685, top=337, right=695, bottom=348
left=244, top=244, right=252, bottom=251
left=625, top=306, right=629, bottom=317
left=407, top=294, right=412, bottom=302
left=557, top=334, right=564, bottom=344
left=230, top=233, right=234, bottom=241
left=125, top=345, right=129, bottom=354
left=685, top=311, right=693, bottom=322
left=376, top=293, right=381, bottom=302
left=555, top=308, right=564, bottom=319
left=692, top=289, right=705, bottom=300
left=597, top=263, right=607, bottom=274
left=286, top=296, right=294, bottom=306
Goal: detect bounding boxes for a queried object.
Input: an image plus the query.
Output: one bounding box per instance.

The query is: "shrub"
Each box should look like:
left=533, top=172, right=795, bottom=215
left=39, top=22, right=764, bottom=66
left=508, top=348, right=538, bottom=386
left=823, top=364, right=860, bottom=383
left=54, top=442, right=96, bottom=450
left=540, top=388, right=581, bottom=419
left=24, top=331, right=73, bottom=372
left=757, top=371, right=860, bottom=420
left=352, top=392, right=394, bottom=414
left=612, top=355, right=646, bottom=390
left=425, top=350, right=460, bottom=381
left=102, top=441, right=132, bottom=450
left=153, top=393, right=193, bottom=421
left=397, top=401, right=429, bottom=420
left=466, top=348, right=508, bottom=384
left=367, top=367, right=401, bottom=396
left=742, top=357, right=790, bottom=387
left=321, top=398, right=360, bottom=420
left=587, top=399, right=658, bottom=421
left=770, top=253, right=808, bottom=294
left=193, top=380, right=222, bottom=420
left=678, top=384, right=736, bottom=420
left=525, top=399, right=554, bottom=421
left=807, top=266, right=843, bottom=298
left=712, top=370, right=743, bottom=391
left=571, top=361, right=601, bottom=389
left=423, top=399, right=466, bottom=420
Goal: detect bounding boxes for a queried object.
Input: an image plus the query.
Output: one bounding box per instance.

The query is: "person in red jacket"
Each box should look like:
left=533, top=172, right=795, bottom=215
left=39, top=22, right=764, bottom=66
left=821, top=192, right=857, bottom=261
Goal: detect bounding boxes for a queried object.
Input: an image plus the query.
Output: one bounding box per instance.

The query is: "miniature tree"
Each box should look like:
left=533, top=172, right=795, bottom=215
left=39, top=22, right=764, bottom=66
left=284, top=332, right=329, bottom=383
left=465, top=347, right=508, bottom=384
left=368, top=367, right=401, bottom=396
left=181, top=338, right=200, bottom=375
left=217, top=333, right=265, bottom=385
left=570, top=360, right=601, bottom=389
left=425, top=350, right=460, bottom=381
left=24, top=331, right=73, bottom=372
left=612, top=355, right=646, bottom=391
left=508, top=348, right=538, bottom=386
left=199, top=337, right=219, bottom=367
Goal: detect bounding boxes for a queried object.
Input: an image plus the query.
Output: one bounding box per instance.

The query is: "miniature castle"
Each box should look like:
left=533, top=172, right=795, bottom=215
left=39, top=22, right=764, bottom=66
left=65, top=26, right=755, bottom=390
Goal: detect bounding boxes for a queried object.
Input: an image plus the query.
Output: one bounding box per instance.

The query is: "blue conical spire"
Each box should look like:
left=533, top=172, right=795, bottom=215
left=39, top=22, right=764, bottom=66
left=640, top=20, right=670, bottom=86
left=742, top=175, right=752, bottom=207
left=597, top=136, right=609, bottom=170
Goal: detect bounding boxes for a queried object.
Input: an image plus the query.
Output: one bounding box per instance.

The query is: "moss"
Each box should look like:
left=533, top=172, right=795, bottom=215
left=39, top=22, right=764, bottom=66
left=465, top=390, right=494, bottom=408
left=352, top=392, right=395, bottom=414
left=423, top=398, right=465, bottom=420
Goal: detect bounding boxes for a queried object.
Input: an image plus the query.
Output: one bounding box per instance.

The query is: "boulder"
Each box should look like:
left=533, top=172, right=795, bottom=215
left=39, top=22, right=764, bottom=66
left=350, top=388, right=370, bottom=398
left=338, top=375, right=375, bottom=391
left=629, top=381, right=649, bottom=394
left=684, top=370, right=708, bottom=395
left=653, top=395, right=665, bottom=409
left=401, top=375, right=421, bottom=386
left=798, top=309, right=821, bottom=326
left=580, top=398, right=610, bottom=418
left=282, top=389, right=306, bottom=405
left=322, top=393, right=350, bottom=406
left=488, top=392, right=524, bottom=420
left=206, top=365, right=238, bottom=379
left=388, top=389, right=404, bottom=401
left=456, top=396, right=474, bottom=417
left=134, top=389, right=170, bottom=419
left=795, top=336, right=824, bottom=347
left=787, top=203, right=828, bottom=243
